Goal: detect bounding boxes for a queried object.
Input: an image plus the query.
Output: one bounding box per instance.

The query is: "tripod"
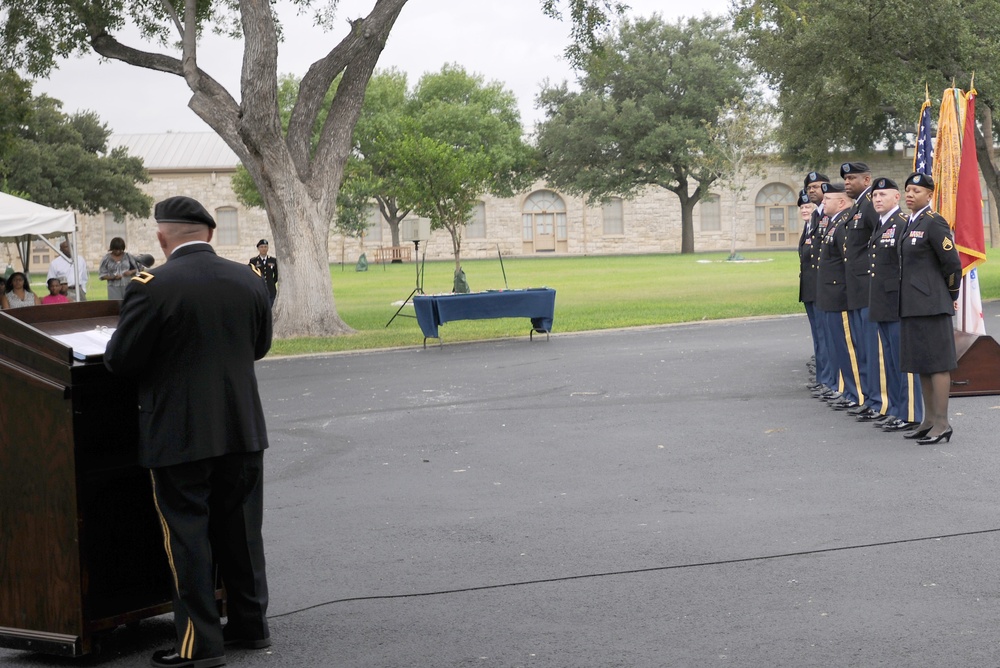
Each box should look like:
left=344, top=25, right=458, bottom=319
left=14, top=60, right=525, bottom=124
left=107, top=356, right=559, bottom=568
left=385, top=239, right=426, bottom=327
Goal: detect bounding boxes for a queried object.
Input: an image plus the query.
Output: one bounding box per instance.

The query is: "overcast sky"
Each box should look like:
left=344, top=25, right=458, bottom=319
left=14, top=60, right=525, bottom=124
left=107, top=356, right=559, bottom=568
left=32, top=0, right=730, bottom=136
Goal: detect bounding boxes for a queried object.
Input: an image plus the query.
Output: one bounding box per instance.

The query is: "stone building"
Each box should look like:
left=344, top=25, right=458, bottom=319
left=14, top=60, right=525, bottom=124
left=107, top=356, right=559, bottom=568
left=10, top=132, right=994, bottom=274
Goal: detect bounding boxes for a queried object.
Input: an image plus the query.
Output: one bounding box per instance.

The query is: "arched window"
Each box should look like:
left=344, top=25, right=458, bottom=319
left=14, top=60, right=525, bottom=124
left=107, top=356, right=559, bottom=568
left=522, top=190, right=566, bottom=251
left=753, top=184, right=798, bottom=245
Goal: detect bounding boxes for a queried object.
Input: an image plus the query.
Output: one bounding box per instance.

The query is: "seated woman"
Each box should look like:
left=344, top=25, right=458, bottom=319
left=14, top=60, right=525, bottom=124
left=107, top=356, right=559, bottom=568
left=1, top=272, right=41, bottom=308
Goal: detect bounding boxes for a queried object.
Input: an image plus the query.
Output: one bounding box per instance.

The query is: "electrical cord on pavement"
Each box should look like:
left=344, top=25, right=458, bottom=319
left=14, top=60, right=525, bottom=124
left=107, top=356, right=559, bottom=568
left=267, top=526, right=1000, bottom=620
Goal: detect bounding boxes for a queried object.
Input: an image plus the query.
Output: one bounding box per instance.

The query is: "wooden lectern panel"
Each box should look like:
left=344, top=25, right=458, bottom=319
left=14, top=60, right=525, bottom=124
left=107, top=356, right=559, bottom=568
left=0, top=302, right=175, bottom=656
left=952, top=331, right=1000, bottom=396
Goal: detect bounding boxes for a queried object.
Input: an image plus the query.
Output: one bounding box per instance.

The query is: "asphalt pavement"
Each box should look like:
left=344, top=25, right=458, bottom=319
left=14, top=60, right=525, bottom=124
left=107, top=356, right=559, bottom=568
left=6, top=303, right=1000, bottom=667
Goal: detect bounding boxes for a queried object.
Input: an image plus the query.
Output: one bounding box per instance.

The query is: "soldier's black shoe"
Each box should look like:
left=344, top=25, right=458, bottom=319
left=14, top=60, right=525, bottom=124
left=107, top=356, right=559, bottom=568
left=149, top=649, right=225, bottom=668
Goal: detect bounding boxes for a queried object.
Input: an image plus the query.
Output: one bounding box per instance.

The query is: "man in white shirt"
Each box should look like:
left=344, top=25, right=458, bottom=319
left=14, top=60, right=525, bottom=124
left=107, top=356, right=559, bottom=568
left=47, top=239, right=88, bottom=302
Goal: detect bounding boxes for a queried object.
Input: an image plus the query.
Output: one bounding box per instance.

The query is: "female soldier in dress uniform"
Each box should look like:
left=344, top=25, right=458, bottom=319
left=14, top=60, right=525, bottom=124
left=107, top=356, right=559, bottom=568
left=899, top=172, right=962, bottom=445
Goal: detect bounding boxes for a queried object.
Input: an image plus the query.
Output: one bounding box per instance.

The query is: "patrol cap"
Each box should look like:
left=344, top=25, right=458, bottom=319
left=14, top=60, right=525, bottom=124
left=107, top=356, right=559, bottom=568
left=154, top=196, right=216, bottom=229
left=821, top=182, right=846, bottom=194
left=840, top=162, right=871, bottom=177
left=797, top=189, right=810, bottom=206
left=904, top=172, right=935, bottom=191
left=257, top=239, right=269, bottom=247
left=871, top=177, right=899, bottom=192
left=803, top=171, right=830, bottom=187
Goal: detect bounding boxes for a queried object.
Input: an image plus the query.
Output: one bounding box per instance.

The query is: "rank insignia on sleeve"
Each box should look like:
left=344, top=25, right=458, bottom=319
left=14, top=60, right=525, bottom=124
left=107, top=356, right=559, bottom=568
left=943, top=237, right=954, bottom=251
left=131, top=271, right=155, bottom=284
left=250, top=265, right=262, bottom=277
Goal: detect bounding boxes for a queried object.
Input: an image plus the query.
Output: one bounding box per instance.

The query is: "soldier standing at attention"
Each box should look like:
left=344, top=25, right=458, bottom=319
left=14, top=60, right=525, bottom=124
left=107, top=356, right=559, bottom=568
left=249, top=239, right=278, bottom=307
left=105, top=196, right=273, bottom=668
left=867, top=177, right=923, bottom=431
left=816, top=182, right=863, bottom=410
left=840, top=162, right=882, bottom=420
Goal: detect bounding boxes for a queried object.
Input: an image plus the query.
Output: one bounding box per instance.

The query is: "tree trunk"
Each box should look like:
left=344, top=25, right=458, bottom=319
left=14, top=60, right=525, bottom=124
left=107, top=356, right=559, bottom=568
left=975, top=105, right=1000, bottom=248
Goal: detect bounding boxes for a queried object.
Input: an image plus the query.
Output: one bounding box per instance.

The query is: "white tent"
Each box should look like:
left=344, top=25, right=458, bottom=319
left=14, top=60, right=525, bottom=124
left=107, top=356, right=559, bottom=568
left=0, top=192, right=78, bottom=275
left=0, top=192, right=75, bottom=239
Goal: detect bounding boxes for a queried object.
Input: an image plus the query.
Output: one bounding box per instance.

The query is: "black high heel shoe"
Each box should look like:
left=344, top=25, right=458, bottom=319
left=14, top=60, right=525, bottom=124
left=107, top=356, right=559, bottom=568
left=916, top=427, right=953, bottom=445
left=903, top=425, right=932, bottom=440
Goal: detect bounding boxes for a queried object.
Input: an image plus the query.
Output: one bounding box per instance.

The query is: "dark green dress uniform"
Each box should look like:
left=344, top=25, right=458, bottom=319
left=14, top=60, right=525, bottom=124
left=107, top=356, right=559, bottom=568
left=105, top=197, right=273, bottom=667
left=899, top=204, right=962, bottom=373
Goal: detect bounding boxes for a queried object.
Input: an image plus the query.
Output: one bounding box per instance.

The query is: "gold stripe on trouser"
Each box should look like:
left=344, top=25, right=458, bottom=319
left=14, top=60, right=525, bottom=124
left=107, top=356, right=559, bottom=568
left=876, top=334, right=888, bottom=415
left=841, top=312, right=864, bottom=404
left=150, top=472, right=196, bottom=659
left=183, top=618, right=195, bottom=659
left=906, top=373, right=917, bottom=423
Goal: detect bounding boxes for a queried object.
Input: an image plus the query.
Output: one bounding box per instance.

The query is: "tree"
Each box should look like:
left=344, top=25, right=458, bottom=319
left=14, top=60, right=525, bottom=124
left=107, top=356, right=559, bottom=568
left=733, top=0, right=1000, bottom=246
left=536, top=15, right=756, bottom=254
left=0, top=0, right=624, bottom=338
left=0, top=87, right=151, bottom=219
left=393, top=64, right=537, bottom=289
left=701, top=97, right=775, bottom=259
left=0, top=70, right=32, bottom=175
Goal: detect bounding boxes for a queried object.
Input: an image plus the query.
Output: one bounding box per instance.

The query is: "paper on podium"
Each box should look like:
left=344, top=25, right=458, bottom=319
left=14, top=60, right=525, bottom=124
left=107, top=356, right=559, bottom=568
left=52, top=327, right=116, bottom=360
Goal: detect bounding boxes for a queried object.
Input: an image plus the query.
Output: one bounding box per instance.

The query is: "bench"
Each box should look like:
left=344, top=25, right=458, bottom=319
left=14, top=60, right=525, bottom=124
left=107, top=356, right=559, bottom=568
left=373, top=246, right=412, bottom=264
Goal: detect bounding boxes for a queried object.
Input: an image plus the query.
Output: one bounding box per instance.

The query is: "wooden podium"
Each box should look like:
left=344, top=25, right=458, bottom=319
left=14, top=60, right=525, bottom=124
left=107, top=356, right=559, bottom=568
left=951, top=330, right=1000, bottom=396
left=0, top=302, right=176, bottom=656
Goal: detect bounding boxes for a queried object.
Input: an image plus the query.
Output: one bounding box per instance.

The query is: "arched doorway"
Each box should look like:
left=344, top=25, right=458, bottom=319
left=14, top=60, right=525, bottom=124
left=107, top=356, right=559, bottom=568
left=754, top=183, right=799, bottom=247
left=522, top=190, right=567, bottom=253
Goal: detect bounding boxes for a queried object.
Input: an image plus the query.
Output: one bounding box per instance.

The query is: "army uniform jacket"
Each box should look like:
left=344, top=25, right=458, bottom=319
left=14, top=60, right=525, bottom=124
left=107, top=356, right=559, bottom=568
left=104, top=243, right=273, bottom=468
left=844, top=188, right=879, bottom=310
left=898, top=207, right=962, bottom=318
left=797, top=207, right=821, bottom=303
left=816, top=210, right=850, bottom=313
left=868, top=208, right=908, bottom=323
left=249, top=254, right=278, bottom=299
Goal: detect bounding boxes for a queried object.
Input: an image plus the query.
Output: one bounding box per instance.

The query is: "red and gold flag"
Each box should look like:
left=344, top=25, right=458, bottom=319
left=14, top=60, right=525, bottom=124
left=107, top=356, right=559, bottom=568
left=953, top=90, right=987, bottom=274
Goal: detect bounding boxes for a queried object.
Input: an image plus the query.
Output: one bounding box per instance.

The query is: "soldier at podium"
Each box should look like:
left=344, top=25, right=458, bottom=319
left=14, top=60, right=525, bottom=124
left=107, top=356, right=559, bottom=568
left=104, top=196, right=273, bottom=668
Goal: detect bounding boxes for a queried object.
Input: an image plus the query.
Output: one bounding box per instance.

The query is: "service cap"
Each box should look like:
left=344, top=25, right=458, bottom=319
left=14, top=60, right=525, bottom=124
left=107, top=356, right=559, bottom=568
left=821, top=182, right=846, bottom=194
left=798, top=189, right=811, bottom=206
left=257, top=239, right=269, bottom=247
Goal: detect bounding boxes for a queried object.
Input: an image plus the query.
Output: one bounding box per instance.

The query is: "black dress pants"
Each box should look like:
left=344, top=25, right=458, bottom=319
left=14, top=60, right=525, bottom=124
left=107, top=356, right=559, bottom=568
left=150, top=451, right=269, bottom=660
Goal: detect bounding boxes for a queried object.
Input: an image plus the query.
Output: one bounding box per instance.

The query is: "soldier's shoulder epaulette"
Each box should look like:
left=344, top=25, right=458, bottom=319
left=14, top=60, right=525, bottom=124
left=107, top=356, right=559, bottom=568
left=250, top=265, right=262, bottom=278
left=131, top=271, right=155, bottom=284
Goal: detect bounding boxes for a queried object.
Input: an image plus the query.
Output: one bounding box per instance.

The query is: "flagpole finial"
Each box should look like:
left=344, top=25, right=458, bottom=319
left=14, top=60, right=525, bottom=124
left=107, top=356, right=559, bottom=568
left=970, top=72, right=976, bottom=94
left=925, top=83, right=930, bottom=102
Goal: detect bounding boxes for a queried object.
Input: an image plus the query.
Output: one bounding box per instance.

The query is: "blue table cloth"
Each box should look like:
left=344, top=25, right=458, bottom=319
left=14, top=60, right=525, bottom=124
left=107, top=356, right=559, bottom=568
left=412, top=288, right=556, bottom=339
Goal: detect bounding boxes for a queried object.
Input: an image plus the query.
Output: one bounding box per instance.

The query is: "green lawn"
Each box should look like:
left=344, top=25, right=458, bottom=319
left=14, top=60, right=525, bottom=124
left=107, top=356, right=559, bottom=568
left=32, top=248, right=1000, bottom=356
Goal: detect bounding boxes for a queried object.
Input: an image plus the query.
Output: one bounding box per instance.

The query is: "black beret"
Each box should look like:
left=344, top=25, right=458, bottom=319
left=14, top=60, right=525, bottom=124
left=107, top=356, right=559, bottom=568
left=154, top=196, right=216, bottom=228
left=821, top=182, right=846, bottom=194
left=798, top=189, right=811, bottom=206
left=803, top=171, right=830, bottom=187
left=840, top=162, right=871, bottom=177
left=871, top=177, right=899, bottom=192
left=904, top=172, right=935, bottom=191
left=257, top=239, right=269, bottom=247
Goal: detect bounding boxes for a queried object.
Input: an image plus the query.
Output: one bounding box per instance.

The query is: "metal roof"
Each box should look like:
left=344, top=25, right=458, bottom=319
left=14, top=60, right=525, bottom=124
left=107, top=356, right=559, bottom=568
left=108, top=132, right=240, bottom=170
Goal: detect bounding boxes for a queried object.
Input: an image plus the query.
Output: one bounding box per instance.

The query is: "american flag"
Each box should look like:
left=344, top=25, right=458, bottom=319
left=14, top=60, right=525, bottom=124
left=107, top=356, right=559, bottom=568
left=913, top=97, right=933, bottom=175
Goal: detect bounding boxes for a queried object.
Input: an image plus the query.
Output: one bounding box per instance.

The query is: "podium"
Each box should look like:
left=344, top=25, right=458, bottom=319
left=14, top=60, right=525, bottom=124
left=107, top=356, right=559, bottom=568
left=0, top=302, right=184, bottom=656
left=951, top=331, right=1000, bottom=396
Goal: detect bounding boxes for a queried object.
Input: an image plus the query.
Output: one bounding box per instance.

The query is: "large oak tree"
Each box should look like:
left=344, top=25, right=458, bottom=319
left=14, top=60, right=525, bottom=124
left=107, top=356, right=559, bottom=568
left=0, top=0, right=622, bottom=338
left=734, top=0, right=1000, bottom=244
left=535, top=15, right=755, bottom=254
